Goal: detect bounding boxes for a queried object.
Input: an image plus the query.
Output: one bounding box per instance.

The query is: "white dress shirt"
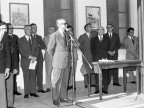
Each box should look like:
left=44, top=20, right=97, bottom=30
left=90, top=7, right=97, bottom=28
left=25, top=35, right=31, bottom=41
left=98, top=35, right=103, bottom=41
left=86, top=32, right=91, bottom=38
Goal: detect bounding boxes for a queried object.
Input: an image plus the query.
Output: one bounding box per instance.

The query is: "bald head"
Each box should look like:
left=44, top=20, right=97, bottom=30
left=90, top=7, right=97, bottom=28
left=97, top=26, right=105, bottom=36
left=56, top=18, right=67, bottom=31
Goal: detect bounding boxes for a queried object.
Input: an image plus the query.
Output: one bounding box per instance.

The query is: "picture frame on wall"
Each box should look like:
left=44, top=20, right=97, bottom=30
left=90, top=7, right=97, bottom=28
left=86, top=6, right=101, bottom=29
left=9, top=3, right=29, bottom=29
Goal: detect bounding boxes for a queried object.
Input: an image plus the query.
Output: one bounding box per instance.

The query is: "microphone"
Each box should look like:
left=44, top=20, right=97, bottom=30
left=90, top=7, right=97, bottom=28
left=65, top=28, right=74, bottom=40
left=65, top=28, right=73, bottom=35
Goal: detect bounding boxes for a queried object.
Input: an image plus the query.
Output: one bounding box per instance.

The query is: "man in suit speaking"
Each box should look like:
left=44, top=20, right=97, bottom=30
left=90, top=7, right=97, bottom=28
left=48, top=18, right=70, bottom=106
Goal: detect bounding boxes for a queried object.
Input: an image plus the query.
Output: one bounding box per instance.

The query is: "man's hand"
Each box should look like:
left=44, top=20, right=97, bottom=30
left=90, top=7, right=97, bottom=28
left=108, top=51, right=115, bottom=56
left=29, top=56, right=37, bottom=61
left=13, top=69, right=18, bottom=74
left=5, top=68, right=10, bottom=79
left=108, top=51, right=114, bottom=56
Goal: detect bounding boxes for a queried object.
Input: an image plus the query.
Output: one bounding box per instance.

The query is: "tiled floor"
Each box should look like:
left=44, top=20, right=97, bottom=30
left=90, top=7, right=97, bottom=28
left=14, top=79, right=144, bottom=108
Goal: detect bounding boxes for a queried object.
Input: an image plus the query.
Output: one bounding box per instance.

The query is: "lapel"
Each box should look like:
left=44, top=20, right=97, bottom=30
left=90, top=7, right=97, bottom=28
left=127, top=36, right=133, bottom=44
left=85, top=33, right=91, bottom=40
left=23, top=36, right=31, bottom=49
left=127, top=36, right=136, bottom=48
left=107, top=32, right=114, bottom=40
left=24, top=35, right=29, bottom=42
left=57, top=30, right=67, bottom=46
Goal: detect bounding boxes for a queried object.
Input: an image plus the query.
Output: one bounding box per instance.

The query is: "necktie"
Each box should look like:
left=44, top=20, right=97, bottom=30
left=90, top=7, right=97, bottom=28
left=109, top=33, right=112, bottom=38
left=29, top=37, right=32, bottom=49
left=99, top=36, right=103, bottom=43
left=131, top=37, right=134, bottom=44
left=33, top=34, right=36, bottom=38
left=63, top=32, right=67, bottom=46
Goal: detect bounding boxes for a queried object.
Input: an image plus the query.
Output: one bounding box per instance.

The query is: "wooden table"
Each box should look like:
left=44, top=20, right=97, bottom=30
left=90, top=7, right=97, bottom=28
left=92, top=60, right=141, bottom=100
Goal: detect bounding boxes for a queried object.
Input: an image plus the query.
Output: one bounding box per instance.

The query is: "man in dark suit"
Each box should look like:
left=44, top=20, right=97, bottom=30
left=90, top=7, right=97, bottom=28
left=48, top=18, right=71, bottom=106
left=30, top=23, right=46, bottom=93
left=6, top=23, right=22, bottom=96
left=0, top=22, right=11, bottom=108
left=78, top=23, right=95, bottom=89
left=18, top=25, right=39, bottom=98
left=106, top=24, right=121, bottom=86
left=6, top=23, right=20, bottom=108
left=91, top=26, right=110, bottom=94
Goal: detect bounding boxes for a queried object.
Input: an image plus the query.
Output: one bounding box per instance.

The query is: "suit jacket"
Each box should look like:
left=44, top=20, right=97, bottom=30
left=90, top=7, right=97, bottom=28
left=78, top=33, right=92, bottom=62
left=91, top=35, right=110, bottom=62
left=48, top=30, right=69, bottom=69
left=43, top=35, right=52, bottom=63
left=8, top=34, right=19, bottom=71
left=18, top=36, right=39, bottom=67
left=105, top=32, right=121, bottom=59
left=0, top=32, right=11, bottom=73
left=34, top=34, right=45, bottom=62
left=123, top=36, right=138, bottom=60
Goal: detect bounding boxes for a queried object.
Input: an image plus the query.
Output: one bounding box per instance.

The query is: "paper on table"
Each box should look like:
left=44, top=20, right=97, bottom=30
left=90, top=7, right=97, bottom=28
left=29, top=60, right=37, bottom=70
left=99, top=59, right=114, bottom=62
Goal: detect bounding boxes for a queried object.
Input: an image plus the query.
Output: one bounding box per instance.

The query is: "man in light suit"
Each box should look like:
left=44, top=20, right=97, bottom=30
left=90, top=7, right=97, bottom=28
left=30, top=23, right=46, bottom=93
left=0, top=22, right=10, bottom=108
left=105, top=24, right=121, bottom=86
left=43, top=26, right=55, bottom=92
left=48, top=18, right=71, bottom=106
left=123, top=27, right=138, bottom=83
left=78, top=23, right=95, bottom=88
left=18, top=25, right=39, bottom=98
left=91, top=26, right=110, bottom=94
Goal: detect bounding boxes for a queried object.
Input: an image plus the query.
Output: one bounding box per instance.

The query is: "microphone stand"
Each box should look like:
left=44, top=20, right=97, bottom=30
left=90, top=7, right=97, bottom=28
left=60, top=31, right=92, bottom=108
left=67, top=31, right=93, bottom=97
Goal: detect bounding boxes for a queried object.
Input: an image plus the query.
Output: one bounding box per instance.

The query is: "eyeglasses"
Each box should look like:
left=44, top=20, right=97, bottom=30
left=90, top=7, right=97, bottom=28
left=60, top=23, right=67, bottom=25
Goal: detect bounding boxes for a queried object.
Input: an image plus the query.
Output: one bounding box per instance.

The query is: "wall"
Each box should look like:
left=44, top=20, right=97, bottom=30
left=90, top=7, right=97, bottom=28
left=129, top=0, right=138, bottom=37
left=1, top=0, right=44, bottom=37
left=74, top=0, right=107, bottom=81
left=74, top=0, right=107, bottom=38
left=1, top=0, right=44, bottom=88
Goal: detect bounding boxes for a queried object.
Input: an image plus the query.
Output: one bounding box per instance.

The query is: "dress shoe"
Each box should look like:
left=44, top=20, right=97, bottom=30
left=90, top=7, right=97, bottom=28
left=91, top=84, right=96, bottom=87
left=14, top=91, right=22, bottom=95
left=102, top=91, right=109, bottom=94
left=24, top=94, right=29, bottom=98
left=113, top=83, right=122, bottom=86
left=8, top=107, right=15, bottom=108
left=30, top=93, right=39, bottom=97
left=46, top=88, right=51, bottom=92
left=67, top=85, right=73, bottom=90
left=130, top=81, right=136, bottom=84
left=53, top=100, right=60, bottom=106
left=94, top=91, right=99, bottom=94
left=67, top=85, right=76, bottom=90
left=38, top=90, right=47, bottom=93
left=60, top=98, right=72, bottom=103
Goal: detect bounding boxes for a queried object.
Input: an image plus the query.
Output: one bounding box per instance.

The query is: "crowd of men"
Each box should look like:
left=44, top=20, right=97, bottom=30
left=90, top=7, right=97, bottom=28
left=0, top=18, right=138, bottom=107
